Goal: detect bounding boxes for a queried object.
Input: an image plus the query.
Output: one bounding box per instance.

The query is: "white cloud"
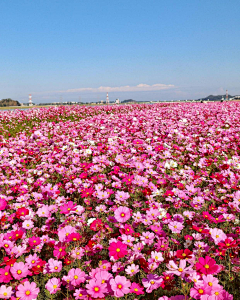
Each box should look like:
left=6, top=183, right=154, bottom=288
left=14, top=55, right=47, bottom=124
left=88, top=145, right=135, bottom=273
left=57, top=83, right=175, bottom=94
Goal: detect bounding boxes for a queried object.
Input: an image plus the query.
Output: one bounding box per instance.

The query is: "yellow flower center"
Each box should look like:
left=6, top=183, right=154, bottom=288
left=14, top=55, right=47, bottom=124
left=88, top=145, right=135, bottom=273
left=26, top=291, right=31, bottom=295
left=116, top=248, right=120, bottom=252
left=17, top=270, right=22, bottom=274
left=198, top=289, right=204, bottom=294
left=74, top=275, right=78, bottom=279
left=204, top=264, right=210, bottom=269
left=118, top=284, right=122, bottom=289
left=134, top=288, right=138, bottom=291
left=208, top=282, right=213, bottom=286
left=178, top=268, right=183, bottom=272
left=53, top=285, right=57, bottom=289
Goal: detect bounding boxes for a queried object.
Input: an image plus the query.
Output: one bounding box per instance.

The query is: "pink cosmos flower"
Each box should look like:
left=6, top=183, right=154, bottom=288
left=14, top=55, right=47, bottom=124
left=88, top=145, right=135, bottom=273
left=93, top=269, right=113, bottom=284
left=142, top=273, right=163, bottom=293
left=125, top=264, right=139, bottom=276
left=86, top=278, right=108, bottom=298
left=1, top=241, right=14, bottom=255
left=25, top=254, right=39, bottom=268
left=140, top=231, right=155, bottom=245
left=109, top=241, right=128, bottom=259
left=114, top=206, right=131, bottom=223
left=22, top=220, right=34, bottom=230
left=210, top=228, right=227, bottom=245
left=70, top=247, right=85, bottom=260
left=115, top=191, right=130, bottom=202
left=110, top=275, right=131, bottom=297
left=58, top=225, right=77, bottom=242
left=47, top=258, right=62, bottom=273
left=130, top=282, right=144, bottom=295
left=122, top=234, right=135, bottom=246
left=202, top=274, right=220, bottom=289
left=73, top=288, right=88, bottom=299
left=10, top=262, right=29, bottom=280
left=98, top=260, right=111, bottom=271
left=205, top=285, right=224, bottom=299
left=68, top=268, right=86, bottom=286
left=36, top=205, right=51, bottom=218
left=28, top=236, right=41, bottom=248
left=60, top=201, right=77, bottom=214
left=196, top=256, right=220, bottom=275
left=190, top=282, right=212, bottom=299
left=0, top=285, right=12, bottom=299
left=16, top=281, right=40, bottom=300
left=45, top=277, right=61, bottom=294
left=151, top=251, right=164, bottom=263
left=168, top=221, right=184, bottom=234
left=53, top=244, right=67, bottom=259
left=0, top=266, right=12, bottom=283
left=67, top=232, right=82, bottom=242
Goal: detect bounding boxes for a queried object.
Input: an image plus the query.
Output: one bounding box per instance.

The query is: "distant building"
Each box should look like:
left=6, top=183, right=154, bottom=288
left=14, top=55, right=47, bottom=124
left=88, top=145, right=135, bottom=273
left=116, top=98, right=120, bottom=104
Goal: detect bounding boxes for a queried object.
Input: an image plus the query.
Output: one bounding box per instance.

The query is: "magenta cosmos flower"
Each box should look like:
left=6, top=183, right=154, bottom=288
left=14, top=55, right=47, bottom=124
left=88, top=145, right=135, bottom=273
left=110, top=275, right=131, bottom=298
left=0, top=266, right=12, bottom=283
left=0, top=198, right=7, bottom=211
left=86, top=278, right=108, bottom=298
left=45, top=278, right=61, bottom=294
left=109, top=241, right=128, bottom=259
left=0, top=285, right=12, bottom=299
left=130, top=282, right=144, bottom=295
left=114, top=206, right=131, bottom=223
left=16, top=281, right=40, bottom=300
left=196, top=256, right=220, bottom=275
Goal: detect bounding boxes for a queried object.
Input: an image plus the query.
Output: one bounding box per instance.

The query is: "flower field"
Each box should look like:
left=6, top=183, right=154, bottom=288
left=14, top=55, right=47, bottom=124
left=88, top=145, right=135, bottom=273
left=0, top=102, right=240, bottom=300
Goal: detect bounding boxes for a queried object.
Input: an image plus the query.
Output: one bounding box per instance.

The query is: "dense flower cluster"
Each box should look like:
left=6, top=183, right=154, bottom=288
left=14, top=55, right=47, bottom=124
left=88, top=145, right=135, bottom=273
left=0, top=103, right=240, bottom=299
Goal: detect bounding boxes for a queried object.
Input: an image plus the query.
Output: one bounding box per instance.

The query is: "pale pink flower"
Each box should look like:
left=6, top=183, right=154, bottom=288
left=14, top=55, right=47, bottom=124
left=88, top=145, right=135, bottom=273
left=114, top=206, right=131, bottom=223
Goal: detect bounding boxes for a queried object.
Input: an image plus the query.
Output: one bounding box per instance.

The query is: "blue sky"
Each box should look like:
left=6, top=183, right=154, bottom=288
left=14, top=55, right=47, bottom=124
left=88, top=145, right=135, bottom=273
left=0, top=0, right=240, bottom=103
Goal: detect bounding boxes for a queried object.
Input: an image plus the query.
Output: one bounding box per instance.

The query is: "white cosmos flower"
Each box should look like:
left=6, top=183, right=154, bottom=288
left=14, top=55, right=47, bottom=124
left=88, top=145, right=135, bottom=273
left=85, top=149, right=92, bottom=155
left=87, top=218, right=96, bottom=226
left=158, top=208, right=167, bottom=219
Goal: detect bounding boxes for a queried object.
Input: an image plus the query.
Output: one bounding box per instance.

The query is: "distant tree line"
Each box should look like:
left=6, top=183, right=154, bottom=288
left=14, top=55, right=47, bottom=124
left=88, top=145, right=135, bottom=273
left=0, top=98, right=21, bottom=107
